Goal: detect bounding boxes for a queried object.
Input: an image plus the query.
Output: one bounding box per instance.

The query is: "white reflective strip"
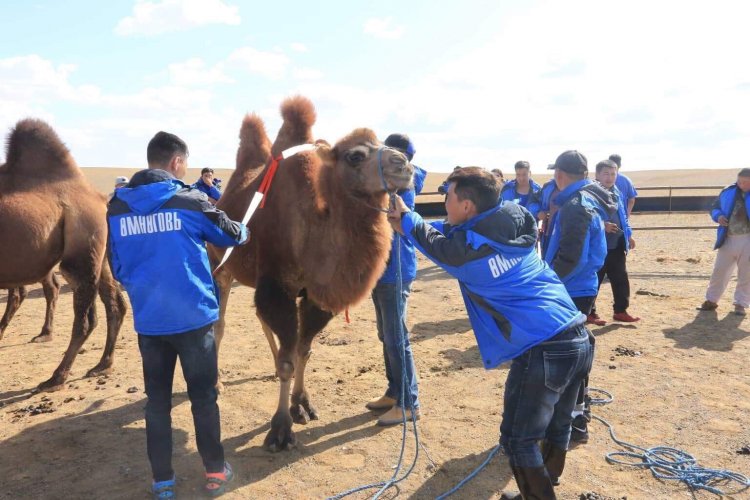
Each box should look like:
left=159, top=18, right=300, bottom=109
left=281, top=143, right=316, bottom=159
left=214, top=192, right=263, bottom=271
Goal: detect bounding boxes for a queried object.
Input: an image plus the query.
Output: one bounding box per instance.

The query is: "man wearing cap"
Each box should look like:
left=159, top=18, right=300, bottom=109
left=544, top=150, right=616, bottom=447
left=366, top=133, right=427, bottom=426
left=500, top=161, right=542, bottom=217
left=192, top=167, right=222, bottom=205
left=698, top=168, right=750, bottom=315
left=109, top=176, right=130, bottom=201
left=608, top=154, right=638, bottom=217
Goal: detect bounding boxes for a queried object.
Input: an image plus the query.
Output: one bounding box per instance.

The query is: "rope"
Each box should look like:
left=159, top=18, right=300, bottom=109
left=590, top=388, right=750, bottom=497
left=327, top=202, right=420, bottom=500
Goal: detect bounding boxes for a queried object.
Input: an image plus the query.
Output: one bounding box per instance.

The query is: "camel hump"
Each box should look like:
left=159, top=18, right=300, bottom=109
left=4, top=118, right=78, bottom=178
left=272, top=95, right=316, bottom=156
left=236, top=113, right=272, bottom=171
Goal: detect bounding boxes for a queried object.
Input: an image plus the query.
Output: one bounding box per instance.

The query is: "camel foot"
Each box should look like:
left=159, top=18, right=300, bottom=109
left=30, top=333, right=53, bottom=343
left=85, top=364, right=113, bottom=378
left=291, top=393, right=319, bottom=424
left=37, top=377, right=65, bottom=393
left=263, top=412, right=296, bottom=452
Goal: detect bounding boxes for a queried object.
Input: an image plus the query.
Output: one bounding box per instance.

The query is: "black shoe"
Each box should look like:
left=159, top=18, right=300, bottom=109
left=509, top=465, right=557, bottom=499
left=541, top=440, right=567, bottom=486
left=569, top=415, right=589, bottom=446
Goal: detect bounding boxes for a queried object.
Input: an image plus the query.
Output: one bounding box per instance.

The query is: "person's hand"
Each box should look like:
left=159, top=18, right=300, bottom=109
left=387, top=194, right=409, bottom=235
left=629, top=237, right=635, bottom=249
left=718, top=215, right=729, bottom=226
left=604, top=222, right=620, bottom=234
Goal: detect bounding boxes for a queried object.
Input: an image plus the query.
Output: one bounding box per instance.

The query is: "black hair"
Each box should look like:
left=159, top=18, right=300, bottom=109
left=201, top=167, right=214, bottom=175
left=738, top=168, right=750, bottom=178
left=596, top=159, right=619, bottom=174
left=491, top=168, right=504, bottom=179
left=608, top=153, right=622, bottom=168
left=514, top=160, right=530, bottom=171
left=147, top=131, right=188, bottom=168
left=384, top=133, right=415, bottom=161
left=446, top=166, right=501, bottom=213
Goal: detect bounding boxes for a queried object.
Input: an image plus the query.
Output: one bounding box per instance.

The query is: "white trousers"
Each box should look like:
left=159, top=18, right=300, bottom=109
left=705, top=234, right=750, bottom=307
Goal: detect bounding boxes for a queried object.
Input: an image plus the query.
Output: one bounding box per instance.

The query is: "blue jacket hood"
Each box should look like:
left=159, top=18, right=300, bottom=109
left=115, top=169, right=183, bottom=215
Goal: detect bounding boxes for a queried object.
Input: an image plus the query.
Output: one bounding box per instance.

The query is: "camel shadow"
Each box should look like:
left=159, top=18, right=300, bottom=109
left=663, top=310, right=750, bottom=351
left=439, top=345, right=484, bottom=370
left=412, top=318, right=472, bottom=342
left=409, top=446, right=512, bottom=499
left=416, top=264, right=450, bottom=282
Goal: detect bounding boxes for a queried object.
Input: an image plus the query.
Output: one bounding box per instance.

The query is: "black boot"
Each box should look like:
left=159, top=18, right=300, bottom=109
left=506, top=465, right=557, bottom=499
left=541, top=441, right=567, bottom=486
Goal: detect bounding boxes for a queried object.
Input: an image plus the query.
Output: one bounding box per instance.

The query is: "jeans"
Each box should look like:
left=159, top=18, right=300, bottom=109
left=500, top=324, right=593, bottom=467
left=371, top=281, right=419, bottom=409
left=138, top=324, right=224, bottom=481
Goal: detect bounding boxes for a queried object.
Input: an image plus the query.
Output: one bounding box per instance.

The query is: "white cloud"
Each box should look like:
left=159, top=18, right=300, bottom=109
left=363, top=17, right=405, bottom=40
left=168, top=58, right=234, bottom=86
left=228, top=47, right=289, bottom=80
left=0, top=55, right=102, bottom=104
left=290, top=42, right=308, bottom=53
left=115, top=0, right=240, bottom=36
left=292, top=67, right=323, bottom=81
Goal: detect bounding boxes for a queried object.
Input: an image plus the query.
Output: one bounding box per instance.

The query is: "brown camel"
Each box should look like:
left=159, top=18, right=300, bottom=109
left=0, top=271, right=60, bottom=342
left=0, top=118, right=127, bottom=391
left=209, top=96, right=414, bottom=451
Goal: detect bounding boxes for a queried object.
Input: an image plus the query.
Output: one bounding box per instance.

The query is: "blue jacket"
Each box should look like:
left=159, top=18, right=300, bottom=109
left=399, top=202, right=584, bottom=368
left=500, top=179, right=542, bottom=217
left=711, top=184, right=750, bottom=249
left=108, top=169, right=248, bottom=335
left=378, top=165, right=427, bottom=284
left=615, top=174, right=637, bottom=209
left=191, top=179, right=222, bottom=201
left=544, top=179, right=616, bottom=298
left=538, top=179, right=559, bottom=257
left=609, top=184, right=633, bottom=253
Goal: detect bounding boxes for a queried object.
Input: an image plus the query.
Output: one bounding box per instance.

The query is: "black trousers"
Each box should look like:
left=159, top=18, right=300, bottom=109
left=593, top=238, right=630, bottom=314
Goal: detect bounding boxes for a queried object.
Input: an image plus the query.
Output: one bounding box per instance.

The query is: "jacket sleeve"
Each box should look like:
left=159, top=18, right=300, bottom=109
left=710, top=193, right=724, bottom=222
left=198, top=200, right=248, bottom=247
left=552, top=201, right=592, bottom=279
left=400, top=212, right=493, bottom=281
left=413, top=165, right=427, bottom=195
left=526, top=189, right=542, bottom=218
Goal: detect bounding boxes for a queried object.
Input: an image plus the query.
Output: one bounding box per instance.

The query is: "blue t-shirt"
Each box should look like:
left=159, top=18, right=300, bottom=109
left=615, top=174, right=637, bottom=208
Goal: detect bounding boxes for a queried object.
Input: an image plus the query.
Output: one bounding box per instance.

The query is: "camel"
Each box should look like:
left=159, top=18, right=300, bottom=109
left=0, top=272, right=60, bottom=342
left=0, top=118, right=127, bottom=391
left=209, top=96, right=414, bottom=451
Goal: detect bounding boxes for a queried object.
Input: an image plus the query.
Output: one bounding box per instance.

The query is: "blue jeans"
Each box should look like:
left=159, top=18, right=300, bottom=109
left=372, top=281, right=419, bottom=409
left=138, top=324, right=224, bottom=481
left=500, top=324, right=593, bottom=467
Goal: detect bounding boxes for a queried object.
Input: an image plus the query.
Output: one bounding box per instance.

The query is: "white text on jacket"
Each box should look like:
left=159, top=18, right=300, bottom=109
left=119, top=212, right=182, bottom=237
left=488, top=254, right=522, bottom=278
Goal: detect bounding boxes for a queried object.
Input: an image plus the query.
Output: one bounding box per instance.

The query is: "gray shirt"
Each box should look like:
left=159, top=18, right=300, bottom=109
left=728, top=195, right=750, bottom=235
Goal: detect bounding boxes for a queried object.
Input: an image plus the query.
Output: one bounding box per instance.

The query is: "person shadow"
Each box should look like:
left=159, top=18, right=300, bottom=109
left=409, top=446, right=514, bottom=499
left=411, top=318, right=472, bottom=342
left=663, top=309, right=750, bottom=351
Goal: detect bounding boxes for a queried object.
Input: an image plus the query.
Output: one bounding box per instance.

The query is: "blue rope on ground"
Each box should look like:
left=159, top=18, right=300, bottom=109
left=327, top=229, right=420, bottom=500
left=590, top=388, right=750, bottom=497
left=434, top=444, right=501, bottom=500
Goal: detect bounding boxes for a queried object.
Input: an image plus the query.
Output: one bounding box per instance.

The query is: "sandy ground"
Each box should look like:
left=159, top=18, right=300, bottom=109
left=1, top=212, right=749, bottom=500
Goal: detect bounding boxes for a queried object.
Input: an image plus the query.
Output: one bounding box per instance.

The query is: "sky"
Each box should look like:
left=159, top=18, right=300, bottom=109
left=1, top=0, right=749, bottom=173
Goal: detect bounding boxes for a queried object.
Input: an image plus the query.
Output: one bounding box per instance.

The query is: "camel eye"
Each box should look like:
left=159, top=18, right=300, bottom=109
left=345, top=150, right=366, bottom=165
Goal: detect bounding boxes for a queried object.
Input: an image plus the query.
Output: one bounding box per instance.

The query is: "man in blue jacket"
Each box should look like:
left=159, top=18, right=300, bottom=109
left=500, top=160, right=542, bottom=217
left=699, top=168, right=750, bottom=315
left=388, top=167, right=592, bottom=498
left=367, top=133, right=427, bottom=426
left=609, top=154, right=638, bottom=217
left=108, top=131, right=247, bottom=499
left=192, top=167, right=223, bottom=205
left=544, top=150, right=615, bottom=447
left=590, top=159, right=640, bottom=324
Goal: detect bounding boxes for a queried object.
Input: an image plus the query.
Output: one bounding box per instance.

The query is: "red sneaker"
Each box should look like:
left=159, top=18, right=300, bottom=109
left=586, top=314, right=606, bottom=326
left=613, top=312, right=641, bottom=322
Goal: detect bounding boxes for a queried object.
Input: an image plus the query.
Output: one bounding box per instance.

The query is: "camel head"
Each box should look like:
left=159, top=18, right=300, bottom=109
left=318, top=128, right=414, bottom=198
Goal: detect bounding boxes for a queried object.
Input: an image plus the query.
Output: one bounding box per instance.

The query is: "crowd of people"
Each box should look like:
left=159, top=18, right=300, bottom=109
left=106, top=129, right=747, bottom=499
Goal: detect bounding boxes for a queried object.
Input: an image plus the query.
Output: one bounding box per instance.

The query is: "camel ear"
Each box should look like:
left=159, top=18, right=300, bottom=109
left=315, top=141, right=336, bottom=164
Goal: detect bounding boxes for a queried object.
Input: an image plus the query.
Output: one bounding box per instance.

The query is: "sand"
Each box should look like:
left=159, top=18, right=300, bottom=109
left=1, top=210, right=749, bottom=499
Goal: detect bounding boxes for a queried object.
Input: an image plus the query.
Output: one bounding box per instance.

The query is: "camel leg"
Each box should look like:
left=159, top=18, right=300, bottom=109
left=0, top=287, right=27, bottom=341
left=255, top=275, right=298, bottom=452
left=258, top=313, right=279, bottom=366
left=290, top=296, right=333, bottom=424
left=212, top=267, right=233, bottom=393
left=85, top=264, right=127, bottom=377
left=31, top=272, right=61, bottom=343
left=38, top=261, right=99, bottom=392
